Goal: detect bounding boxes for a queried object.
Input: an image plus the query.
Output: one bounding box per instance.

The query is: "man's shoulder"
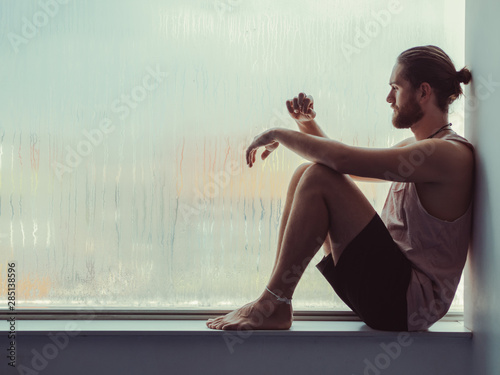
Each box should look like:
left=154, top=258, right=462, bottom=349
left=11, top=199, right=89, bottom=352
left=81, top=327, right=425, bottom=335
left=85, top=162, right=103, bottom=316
left=394, top=132, right=473, bottom=152
left=437, top=133, right=475, bottom=171
left=441, top=132, right=474, bottom=153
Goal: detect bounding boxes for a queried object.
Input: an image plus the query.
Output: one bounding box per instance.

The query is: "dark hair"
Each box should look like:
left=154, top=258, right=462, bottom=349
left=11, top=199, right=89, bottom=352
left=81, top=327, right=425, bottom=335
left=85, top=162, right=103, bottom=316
left=397, top=45, right=472, bottom=112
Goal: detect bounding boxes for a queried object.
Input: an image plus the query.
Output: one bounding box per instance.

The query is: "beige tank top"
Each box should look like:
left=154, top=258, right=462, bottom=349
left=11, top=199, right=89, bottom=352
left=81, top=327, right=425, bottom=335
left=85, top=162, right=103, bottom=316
left=380, top=131, right=474, bottom=331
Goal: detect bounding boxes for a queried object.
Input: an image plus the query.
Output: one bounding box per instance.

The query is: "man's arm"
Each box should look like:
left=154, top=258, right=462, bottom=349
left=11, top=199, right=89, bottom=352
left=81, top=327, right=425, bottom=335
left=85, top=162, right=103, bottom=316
left=295, top=119, right=329, bottom=138
left=348, top=136, right=416, bottom=182
left=269, top=129, right=466, bottom=183
left=293, top=117, right=387, bottom=182
left=293, top=118, right=416, bottom=183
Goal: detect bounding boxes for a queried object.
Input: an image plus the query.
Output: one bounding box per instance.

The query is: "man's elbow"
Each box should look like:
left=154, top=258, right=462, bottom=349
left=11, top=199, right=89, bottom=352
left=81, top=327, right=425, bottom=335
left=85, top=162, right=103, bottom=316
left=326, top=150, right=350, bottom=174
left=315, top=141, right=350, bottom=174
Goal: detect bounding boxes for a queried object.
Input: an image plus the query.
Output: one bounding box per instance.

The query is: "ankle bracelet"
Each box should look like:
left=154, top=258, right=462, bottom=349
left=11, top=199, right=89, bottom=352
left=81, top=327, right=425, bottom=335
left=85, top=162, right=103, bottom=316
left=266, top=286, right=292, bottom=305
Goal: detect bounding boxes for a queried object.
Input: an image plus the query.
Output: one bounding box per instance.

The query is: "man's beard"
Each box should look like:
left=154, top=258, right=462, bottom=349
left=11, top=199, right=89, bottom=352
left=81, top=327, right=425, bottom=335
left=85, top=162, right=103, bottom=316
left=392, top=95, right=424, bottom=129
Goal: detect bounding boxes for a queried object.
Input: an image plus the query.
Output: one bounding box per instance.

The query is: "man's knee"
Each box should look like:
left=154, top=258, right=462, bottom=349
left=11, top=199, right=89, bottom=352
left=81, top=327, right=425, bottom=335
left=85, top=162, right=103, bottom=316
left=301, top=163, right=343, bottom=184
left=290, top=162, right=314, bottom=184
left=297, top=163, right=350, bottom=197
left=294, top=162, right=314, bottom=175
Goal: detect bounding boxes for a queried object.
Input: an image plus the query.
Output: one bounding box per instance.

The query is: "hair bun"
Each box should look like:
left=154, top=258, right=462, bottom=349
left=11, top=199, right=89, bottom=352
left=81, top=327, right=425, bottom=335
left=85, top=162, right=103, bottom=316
left=456, top=67, right=472, bottom=84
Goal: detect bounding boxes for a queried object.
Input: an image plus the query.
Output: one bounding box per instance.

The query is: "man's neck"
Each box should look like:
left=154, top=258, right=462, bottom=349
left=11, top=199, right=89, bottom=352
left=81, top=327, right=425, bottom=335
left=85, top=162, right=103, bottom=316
left=410, top=112, right=450, bottom=141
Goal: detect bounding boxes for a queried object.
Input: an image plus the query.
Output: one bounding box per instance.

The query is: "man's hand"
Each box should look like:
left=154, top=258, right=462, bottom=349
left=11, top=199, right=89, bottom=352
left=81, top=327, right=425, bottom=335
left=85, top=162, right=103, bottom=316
left=246, top=129, right=279, bottom=168
left=286, top=92, right=316, bottom=124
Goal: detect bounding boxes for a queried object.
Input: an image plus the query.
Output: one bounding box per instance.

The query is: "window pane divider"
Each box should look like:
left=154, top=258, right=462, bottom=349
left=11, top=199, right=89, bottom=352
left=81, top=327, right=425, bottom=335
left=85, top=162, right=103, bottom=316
left=0, top=310, right=463, bottom=322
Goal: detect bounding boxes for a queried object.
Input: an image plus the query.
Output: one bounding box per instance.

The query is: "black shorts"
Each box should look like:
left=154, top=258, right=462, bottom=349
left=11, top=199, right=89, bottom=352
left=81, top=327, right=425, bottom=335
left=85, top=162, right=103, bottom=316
left=316, top=213, right=412, bottom=331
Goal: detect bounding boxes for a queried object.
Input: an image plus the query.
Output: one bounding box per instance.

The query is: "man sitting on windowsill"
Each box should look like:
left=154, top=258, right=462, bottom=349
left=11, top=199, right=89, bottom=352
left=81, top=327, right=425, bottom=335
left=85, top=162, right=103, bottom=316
left=206, top=45, right=473, bottom=332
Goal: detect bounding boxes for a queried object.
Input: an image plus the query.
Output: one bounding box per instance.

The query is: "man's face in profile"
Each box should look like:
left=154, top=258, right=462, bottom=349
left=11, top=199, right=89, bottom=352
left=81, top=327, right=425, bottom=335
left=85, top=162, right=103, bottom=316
left=387, top=63, right=424, bottom=129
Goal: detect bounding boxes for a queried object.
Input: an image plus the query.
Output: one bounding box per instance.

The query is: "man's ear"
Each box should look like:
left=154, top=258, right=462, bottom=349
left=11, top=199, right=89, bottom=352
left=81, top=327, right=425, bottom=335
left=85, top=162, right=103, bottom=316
left=418, top=82, right=433, bottom=104
left=419, top=82, right=432, bottom=98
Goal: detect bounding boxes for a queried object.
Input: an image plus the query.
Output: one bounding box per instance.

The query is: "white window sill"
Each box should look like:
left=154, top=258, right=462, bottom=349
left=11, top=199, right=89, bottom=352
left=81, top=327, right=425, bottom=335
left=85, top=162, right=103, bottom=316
left=1, top=319, right=471, bottom=338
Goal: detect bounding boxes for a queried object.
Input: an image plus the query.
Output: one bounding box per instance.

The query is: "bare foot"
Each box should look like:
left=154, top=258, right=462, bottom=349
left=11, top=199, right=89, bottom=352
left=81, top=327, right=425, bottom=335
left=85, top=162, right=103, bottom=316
left=206, top=292, right=293, bottom=330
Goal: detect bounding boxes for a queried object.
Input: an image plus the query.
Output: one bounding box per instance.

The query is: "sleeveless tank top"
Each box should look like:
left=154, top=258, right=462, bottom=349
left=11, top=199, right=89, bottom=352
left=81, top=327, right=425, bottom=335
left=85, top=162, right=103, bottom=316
left=380, top=130, right=474, bottom=331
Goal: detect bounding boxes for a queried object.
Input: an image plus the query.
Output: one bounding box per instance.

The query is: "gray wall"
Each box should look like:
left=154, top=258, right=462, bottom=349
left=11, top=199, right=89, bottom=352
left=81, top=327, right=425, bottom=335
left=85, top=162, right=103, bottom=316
left=464, top=0, right=500, bottom=374
left=3, top=327, right=471, bottom=375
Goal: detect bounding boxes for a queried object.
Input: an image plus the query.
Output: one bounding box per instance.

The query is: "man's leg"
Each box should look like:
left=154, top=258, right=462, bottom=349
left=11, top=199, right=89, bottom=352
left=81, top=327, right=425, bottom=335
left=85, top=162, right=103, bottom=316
left=272, top=163, right=333, bottom=276
left=206, top=163, right=376, bottom=330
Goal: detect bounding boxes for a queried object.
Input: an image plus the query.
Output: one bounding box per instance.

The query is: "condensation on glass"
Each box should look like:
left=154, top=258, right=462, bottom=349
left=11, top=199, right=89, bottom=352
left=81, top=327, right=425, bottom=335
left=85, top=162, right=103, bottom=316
left=0, top=0, right=466, bottom=311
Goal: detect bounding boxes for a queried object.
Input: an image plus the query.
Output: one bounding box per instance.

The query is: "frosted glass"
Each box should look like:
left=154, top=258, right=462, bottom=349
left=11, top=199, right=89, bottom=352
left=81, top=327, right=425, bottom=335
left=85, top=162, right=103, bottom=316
left=0, top=0, right=465, bottom=311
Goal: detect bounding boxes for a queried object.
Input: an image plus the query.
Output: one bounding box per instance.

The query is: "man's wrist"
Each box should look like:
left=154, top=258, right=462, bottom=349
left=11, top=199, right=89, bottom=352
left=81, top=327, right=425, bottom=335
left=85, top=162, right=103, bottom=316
left=269, top=127, right=282, bottom=141
left=296, top=118, right=315, bottom=127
